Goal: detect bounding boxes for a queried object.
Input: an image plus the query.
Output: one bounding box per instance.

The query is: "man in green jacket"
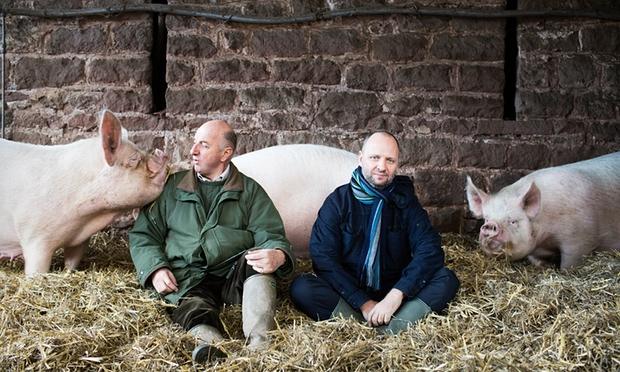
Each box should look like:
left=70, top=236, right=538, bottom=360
left=129, top=120, right=294, bottom=363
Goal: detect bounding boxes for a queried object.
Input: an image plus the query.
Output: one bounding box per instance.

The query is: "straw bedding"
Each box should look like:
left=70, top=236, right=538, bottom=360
left=1, top=230, right=618, bottom=371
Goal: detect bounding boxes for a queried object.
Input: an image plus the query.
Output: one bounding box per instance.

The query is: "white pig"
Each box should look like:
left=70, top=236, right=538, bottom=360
left=0, top=110, right=169, bottom=275
left=232, top=144, right=358, bottom=257
left=466, top=151, right=620, bottom=269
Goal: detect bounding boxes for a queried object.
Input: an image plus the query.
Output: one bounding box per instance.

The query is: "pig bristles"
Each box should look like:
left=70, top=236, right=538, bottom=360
left=0, top=229, right=617, bottom=370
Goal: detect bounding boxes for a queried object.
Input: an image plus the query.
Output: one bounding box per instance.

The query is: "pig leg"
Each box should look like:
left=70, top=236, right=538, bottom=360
left=527, top=246, right=561, bottom=268
left=22, top=243, right=54, bottom=276
left=64, top=241, right=88, bottom=271
left=559, top=250, right=586, bottom=270
left=559, top=235, right=596, bottom=269
left=527, top=255, right=549, bottom=268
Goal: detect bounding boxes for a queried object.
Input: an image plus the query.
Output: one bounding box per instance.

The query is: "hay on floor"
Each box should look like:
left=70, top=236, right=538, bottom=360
left=0, top=230, right=617, bottom=371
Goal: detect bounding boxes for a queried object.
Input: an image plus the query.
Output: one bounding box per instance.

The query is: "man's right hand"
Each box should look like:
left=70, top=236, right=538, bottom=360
left=151, top=268, right=178, bottom=294
left=360, top=299, right=378, bottom=322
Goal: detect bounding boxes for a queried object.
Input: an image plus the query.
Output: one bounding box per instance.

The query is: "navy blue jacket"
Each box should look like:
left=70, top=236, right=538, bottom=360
left=309, top=175, right=445, bottom=310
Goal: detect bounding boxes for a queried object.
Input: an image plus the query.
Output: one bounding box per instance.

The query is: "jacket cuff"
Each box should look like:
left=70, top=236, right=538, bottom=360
left=275, top=248, right=295, bottom=278
left=394, top=277, right=427, bottom=299
left=346, top=288, right=372, bottom=310
left=138, top=263, right=169, bottom=288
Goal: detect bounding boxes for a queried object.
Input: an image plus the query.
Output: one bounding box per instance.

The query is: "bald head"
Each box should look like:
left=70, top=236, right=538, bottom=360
left=359, top=131, right=400, bottom=188
left=191, top=120, right=237, bottom=179
left=361, top=132, right=400, bottom=155
left=197, top=120, right=237, bottom=152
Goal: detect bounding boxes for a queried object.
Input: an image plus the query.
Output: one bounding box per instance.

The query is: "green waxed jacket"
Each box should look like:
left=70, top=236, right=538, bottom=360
left=129, top=164, right=294, bottom=304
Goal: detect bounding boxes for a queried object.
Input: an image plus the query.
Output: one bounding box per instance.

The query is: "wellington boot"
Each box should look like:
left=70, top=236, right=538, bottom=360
left=377, top=297, right=431, bottom=335
left=242, top=274, right=277, bottom=350
left=330, top=297, right=365, bottom=322
left=188, top=324, right=227, bottom=362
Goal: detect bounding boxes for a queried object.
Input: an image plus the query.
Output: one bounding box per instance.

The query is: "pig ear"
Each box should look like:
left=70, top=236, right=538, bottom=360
left=100, top=110, right=122, bottom=166
left=519, top=182, right=541, bottom=218
left=465, top=176, right=488, bottom=218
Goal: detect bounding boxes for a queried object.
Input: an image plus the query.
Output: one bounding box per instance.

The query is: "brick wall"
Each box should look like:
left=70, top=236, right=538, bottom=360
left=2, top=0, right=619, bottom=235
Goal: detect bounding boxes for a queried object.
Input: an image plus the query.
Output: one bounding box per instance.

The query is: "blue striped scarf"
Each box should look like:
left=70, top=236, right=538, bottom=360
left=350, top=167, right=394, bottom=290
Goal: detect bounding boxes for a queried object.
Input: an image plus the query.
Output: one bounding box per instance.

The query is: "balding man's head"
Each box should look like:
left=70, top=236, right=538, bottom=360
left=196, top=120, right=237, bottom=152
left=361, top=132, right=400, bottom=155
left=191, top=120, right=237, bottom=179
left=358, top=132, right=400, bottom=188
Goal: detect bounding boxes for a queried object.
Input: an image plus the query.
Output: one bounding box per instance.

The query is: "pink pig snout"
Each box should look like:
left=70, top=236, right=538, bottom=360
left=479, top=221, right=505, bottom=256
left=480, top=221, right=500, bottom=239
left=147, top=149, right=169, bottom=185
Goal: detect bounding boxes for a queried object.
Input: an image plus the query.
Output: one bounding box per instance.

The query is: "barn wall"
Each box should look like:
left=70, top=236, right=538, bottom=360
left=2, top=0, right=619, bottom=234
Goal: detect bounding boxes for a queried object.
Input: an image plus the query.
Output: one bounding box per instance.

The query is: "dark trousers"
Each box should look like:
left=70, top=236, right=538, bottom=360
left=290, top=267, right=460, bottom=321
left=170, top=254, right=258, bottom=331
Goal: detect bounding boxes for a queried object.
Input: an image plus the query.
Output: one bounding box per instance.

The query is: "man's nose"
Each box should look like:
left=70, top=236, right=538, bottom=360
left=377, top=158, right=387, bottom=170
left=190, top=143, right=199, bottom=155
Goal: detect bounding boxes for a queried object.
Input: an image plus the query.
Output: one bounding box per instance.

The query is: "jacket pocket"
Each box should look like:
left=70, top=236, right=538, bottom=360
left=383, top=229, right=410, bottom=273
left=203, top=226, right=254, bottom=268
left=340, top=222, right=363, bottom=251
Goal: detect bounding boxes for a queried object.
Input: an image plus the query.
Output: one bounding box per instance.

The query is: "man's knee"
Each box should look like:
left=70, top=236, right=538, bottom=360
left=172, top=296, right=221, bottom=330
left=417, top=267, right=460, bottom=312
left=437, top=267, right=460, bottom=297
left=289, top=273, right=338, bottom=321
left=289, top=274, right=317, bottom=310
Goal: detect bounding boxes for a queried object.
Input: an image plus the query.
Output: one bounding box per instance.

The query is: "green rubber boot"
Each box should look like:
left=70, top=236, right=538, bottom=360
left=188, top=324, right=227, bottom=362
left=377, top=297, right=431, bottom=335
left=330, top=298, right=365, bottom=322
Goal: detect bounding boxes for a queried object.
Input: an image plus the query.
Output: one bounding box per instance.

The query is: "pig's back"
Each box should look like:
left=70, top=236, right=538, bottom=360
left=525, top=152, right=620, bottom=196
left=0, top=139, right=51, bottom=247
left=232, top=144, right=358, bottom=255
left=522, top=151, right=620, bottom=250
left=0, top=138, right=97, bottom=244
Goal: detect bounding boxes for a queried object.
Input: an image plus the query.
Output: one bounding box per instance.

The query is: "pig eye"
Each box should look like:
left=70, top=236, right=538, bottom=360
left=509, top=219, right=519, bottom=226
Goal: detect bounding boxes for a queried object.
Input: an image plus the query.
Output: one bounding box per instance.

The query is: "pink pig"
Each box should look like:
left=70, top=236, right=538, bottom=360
left=232, top=144, right=358, bottom=258
left=0, top=110, right=169, bottom=275
left=466, top=151, right=620, bottom=269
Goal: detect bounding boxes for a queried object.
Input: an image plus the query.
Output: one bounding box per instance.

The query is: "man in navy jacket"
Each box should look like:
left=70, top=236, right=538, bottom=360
left=290, top=132, right=459, bottom=334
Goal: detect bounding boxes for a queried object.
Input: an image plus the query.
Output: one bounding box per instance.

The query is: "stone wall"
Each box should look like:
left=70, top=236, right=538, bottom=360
left=2, top=0, right=619, bottom=235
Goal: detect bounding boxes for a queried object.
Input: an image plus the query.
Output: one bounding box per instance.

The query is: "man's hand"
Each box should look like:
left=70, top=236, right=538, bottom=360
left=360, top=300, right=378, bottom=322
left=151, top=268, right=178, bottom=294
left=366, top=288, right=404, bottom=327
left=245, top=248, right=286, bottom=274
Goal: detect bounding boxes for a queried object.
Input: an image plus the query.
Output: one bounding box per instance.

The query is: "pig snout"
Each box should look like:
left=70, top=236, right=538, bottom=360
left=480, top=221, right=500, bottom=239
left=147, top=149, right=169, bottom=185
left=479, top=221, right=505, bottom=257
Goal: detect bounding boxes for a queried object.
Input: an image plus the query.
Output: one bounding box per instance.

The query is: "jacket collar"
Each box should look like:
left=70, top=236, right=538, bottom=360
left=389, top=176, right=415, bottom=209
left=177, top=163, right=244, bottom=193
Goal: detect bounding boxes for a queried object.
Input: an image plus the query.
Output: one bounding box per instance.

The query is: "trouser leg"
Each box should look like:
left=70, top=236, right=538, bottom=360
left=290, top=273, right=342, bottom=321
left=416, top=267, right=460, bottom=312
left=171, top=294, right=222, bottom=331
left=169, top=275, right=227, bottom=362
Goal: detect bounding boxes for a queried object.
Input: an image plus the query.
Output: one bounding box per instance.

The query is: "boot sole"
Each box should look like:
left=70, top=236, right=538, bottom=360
left=192, top=344, right=227, bottom=363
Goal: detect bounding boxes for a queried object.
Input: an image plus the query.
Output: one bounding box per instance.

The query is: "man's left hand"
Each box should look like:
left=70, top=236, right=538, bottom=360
left=367, top=288, right=404, bottom=327
left=245, top=248, right=286, bottom=274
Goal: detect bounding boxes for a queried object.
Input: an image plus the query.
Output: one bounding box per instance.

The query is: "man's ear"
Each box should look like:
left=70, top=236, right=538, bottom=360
left=221, top=146, right=234, bottom=162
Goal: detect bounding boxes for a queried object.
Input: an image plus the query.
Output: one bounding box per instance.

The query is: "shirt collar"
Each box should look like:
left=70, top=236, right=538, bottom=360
left=196, top=164, right=230, bottom=183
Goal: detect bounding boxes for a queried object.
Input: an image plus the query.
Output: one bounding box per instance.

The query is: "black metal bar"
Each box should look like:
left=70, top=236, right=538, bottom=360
left=0, top=4, right=618, bottom=22
left=503, top=0, right=518, bottom=121
left=1, top=12, right=4, bottom=139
